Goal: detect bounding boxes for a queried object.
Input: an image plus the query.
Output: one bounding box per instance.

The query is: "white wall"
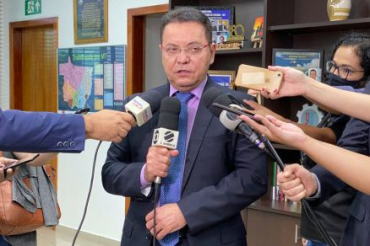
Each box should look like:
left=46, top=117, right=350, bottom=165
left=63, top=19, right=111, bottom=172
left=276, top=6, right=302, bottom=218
left=145, top=14, right=167, bottom=90
left=4, top=0, right=168, bottom=241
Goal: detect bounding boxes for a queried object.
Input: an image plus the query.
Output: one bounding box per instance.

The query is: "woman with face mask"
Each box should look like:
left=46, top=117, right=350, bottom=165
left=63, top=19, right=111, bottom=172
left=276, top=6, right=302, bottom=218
left=245, top=32, right=370, bottom=145
left=244, top=32, right=370, bottom=246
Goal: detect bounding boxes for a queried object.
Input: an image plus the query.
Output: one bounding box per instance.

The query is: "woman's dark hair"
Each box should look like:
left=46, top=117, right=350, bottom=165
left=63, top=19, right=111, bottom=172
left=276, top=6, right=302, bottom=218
left=159, top=7, right=212, bottom=44
left=330, top=32, right=370, bottom=81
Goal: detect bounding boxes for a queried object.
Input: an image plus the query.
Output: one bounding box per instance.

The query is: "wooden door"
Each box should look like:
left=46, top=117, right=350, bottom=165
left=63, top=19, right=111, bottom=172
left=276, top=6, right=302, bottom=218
left=10, top=18, right=59, bottom=188
left=125, top=4, right=168, bottom=214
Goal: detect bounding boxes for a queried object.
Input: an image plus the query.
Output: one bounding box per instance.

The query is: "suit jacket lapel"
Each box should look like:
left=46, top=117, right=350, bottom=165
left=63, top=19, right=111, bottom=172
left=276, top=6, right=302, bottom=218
left=153, top=83, right=170, bottom=98
left=182, top=80, right=216, bottom=190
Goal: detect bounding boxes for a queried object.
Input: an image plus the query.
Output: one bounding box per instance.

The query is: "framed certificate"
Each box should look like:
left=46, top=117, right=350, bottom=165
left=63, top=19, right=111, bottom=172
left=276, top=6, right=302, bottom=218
left=74, top=0, right=108, bottom=44
left=272, top=48, right=324, bottom=81
left=208, top=70, right=236, bottom=89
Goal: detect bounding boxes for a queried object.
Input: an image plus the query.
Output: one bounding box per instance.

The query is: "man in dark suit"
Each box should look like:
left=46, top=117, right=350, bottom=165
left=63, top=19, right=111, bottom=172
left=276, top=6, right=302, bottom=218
left=102, top=8, right=267, bottom=246
left=0, top=109, right=135, bottom=152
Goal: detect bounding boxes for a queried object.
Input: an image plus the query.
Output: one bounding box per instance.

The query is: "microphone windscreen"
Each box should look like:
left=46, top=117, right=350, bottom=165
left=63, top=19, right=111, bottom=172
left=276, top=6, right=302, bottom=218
left=157, top=97, right=181, bottom=130
left=140, top=90, right=163, bottom=114
left=203, top=88, right=232, bottom=117
left=227, top=93, right=254, bottom=110
left=202, top=87, right=223, bottom=109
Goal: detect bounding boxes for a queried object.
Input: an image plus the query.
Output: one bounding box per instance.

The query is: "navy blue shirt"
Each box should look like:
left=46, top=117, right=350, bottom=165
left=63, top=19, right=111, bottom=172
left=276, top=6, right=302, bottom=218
left=308, top=83, right=370, bottom=245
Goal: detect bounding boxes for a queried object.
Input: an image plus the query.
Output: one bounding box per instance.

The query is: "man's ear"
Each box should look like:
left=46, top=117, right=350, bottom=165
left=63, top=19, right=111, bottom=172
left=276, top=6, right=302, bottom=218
left=209, top=43, right=217, bottom=65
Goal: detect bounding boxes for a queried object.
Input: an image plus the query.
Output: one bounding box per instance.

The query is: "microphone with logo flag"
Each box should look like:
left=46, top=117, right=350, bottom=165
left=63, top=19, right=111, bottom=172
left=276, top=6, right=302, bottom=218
left=151, top=96, right=181, bottom=184
left=150, top=96, right=180, bottom=246
left=125, top=90, right=162, bottom=126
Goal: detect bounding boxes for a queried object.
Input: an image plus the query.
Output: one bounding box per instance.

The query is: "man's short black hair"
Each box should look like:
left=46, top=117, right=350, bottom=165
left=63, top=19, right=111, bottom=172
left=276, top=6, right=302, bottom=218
left=160, top=7, right=212, bottom=44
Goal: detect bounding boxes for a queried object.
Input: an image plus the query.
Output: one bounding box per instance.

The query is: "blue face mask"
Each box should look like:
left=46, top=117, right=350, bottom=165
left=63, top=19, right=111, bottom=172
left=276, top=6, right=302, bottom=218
left=325, top=73, right=363, bottom=89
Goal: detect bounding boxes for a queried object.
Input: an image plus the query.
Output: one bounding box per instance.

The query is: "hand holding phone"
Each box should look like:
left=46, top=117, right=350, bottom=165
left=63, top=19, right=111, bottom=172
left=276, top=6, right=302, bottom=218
left=3, top=154, right=40, bottom=175
left=235, top=64, right=283, bottom=92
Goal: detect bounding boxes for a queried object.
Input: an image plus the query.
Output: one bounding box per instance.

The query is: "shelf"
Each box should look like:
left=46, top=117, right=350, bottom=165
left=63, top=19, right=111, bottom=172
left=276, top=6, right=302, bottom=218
left=248, top=194, right=301, bottom=217
left=216, top=48, right=262, bottom=55
left=268, top=17, right=370, bottom=34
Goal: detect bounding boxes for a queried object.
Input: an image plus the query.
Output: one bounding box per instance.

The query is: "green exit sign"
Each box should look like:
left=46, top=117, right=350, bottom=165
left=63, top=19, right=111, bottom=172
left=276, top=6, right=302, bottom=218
left=25, top=0, right=41, bottom=15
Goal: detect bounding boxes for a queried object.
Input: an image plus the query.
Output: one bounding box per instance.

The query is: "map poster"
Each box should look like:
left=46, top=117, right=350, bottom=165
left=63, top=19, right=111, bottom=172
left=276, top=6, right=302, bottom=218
left=58, top=45, right=125, bottom=113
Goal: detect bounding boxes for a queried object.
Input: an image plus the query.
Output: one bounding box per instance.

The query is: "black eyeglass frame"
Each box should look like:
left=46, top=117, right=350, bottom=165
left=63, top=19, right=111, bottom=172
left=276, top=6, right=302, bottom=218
left=325, top=60, right=365, bottom=79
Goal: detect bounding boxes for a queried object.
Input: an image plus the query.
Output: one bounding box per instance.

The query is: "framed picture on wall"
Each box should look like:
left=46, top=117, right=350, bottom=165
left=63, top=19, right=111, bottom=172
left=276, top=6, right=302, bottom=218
left=208, top=70, right=236, bottom=89
left=272, top=48, right=324, bottom=81
left=74, top=0, right=108, bottom=44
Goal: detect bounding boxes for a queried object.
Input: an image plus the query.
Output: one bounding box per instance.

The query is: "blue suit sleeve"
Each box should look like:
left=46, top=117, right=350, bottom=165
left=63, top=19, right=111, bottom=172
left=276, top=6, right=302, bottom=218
left=0, top=109, right=85, bottom=152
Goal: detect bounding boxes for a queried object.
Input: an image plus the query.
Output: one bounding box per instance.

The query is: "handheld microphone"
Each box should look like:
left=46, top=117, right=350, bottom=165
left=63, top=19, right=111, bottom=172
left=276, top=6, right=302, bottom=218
left=203, top=87, right=266, bottom=150
left=125, top=90, right=162, bottom=126
left=151, top=96, right=181, bottom=184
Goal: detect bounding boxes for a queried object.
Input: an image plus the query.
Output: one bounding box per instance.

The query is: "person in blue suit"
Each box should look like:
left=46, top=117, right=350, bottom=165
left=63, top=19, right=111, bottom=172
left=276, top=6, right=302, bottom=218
left=0, top=109, right=135, bottom=153
left=0, top=108, right=135, bottom=183
left=102, top=8, right=268, bottom=246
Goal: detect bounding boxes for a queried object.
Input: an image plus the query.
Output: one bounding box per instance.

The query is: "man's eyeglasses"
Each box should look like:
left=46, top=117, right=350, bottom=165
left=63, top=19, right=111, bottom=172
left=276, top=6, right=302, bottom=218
left=326, top=60, right=364, bottom=79
left=161, top=44, right=209, bottom=57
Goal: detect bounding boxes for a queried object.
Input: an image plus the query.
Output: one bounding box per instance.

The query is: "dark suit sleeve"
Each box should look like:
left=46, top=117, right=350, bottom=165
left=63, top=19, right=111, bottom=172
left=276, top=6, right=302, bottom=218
left=178, top=135, right=268, bottom=233
left=101, top=137, right=149, bottom=199
left=177, top=92, right=268, bottom=233
left=101, top=94, right=156, bottom=199
left=0, top=109, right=85, bottom=152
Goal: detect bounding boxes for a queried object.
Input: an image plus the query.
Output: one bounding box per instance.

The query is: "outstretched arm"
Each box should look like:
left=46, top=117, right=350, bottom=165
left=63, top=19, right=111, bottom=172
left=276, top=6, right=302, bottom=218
left=261, top=66, right=370, bottom=122
left=240, top=114, right=370, bottom=195
left=243, top=100, right=336, bottom=144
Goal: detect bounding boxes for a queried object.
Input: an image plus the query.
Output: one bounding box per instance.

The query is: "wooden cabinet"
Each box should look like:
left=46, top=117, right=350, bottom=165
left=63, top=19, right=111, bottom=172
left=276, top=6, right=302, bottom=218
left=242, top=197, right=301, bottom=246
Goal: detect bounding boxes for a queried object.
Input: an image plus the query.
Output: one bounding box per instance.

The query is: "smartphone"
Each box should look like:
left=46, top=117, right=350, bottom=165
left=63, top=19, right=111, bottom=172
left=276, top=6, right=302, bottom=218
left=75, top=108, right=90, bottom=115
left=3, top=153, right=40, bottom=174
left=212, top=103, right=254, bottom=118
left=235, top=64, right=283, bottom=92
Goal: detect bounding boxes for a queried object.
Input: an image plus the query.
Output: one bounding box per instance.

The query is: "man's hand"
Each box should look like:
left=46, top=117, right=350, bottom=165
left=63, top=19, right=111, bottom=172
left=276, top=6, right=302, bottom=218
left=144, top=147, right=179, bottom=183
left=0, top=157, right=18, bottom=183
left=84, top=110, right=136, bottom=143
left=145, top=203, right=187, bottom=240
left=277, top=164, right=318, bottom=202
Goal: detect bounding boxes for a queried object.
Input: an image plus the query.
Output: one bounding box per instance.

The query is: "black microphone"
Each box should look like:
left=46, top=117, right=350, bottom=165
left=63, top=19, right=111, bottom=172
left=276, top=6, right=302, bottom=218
left=125, top=90, right=162, bottom=126
left=151, top=96, right=181, bottom=184
left=203, top=87, right=266, bottom=150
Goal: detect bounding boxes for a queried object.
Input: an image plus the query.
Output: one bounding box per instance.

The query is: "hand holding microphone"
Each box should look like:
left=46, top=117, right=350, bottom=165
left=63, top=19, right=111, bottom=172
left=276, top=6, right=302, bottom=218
left=145, top=147, right=179, bottom=184
left=84, top=110, right=136, bottom=143
left=85, top=90, right=162, bottom=143
left=203, top=87, right=266, bottom=150
left=145, top=97, right=181, bottom=184
left=125, top=90, right=162, bottom=127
